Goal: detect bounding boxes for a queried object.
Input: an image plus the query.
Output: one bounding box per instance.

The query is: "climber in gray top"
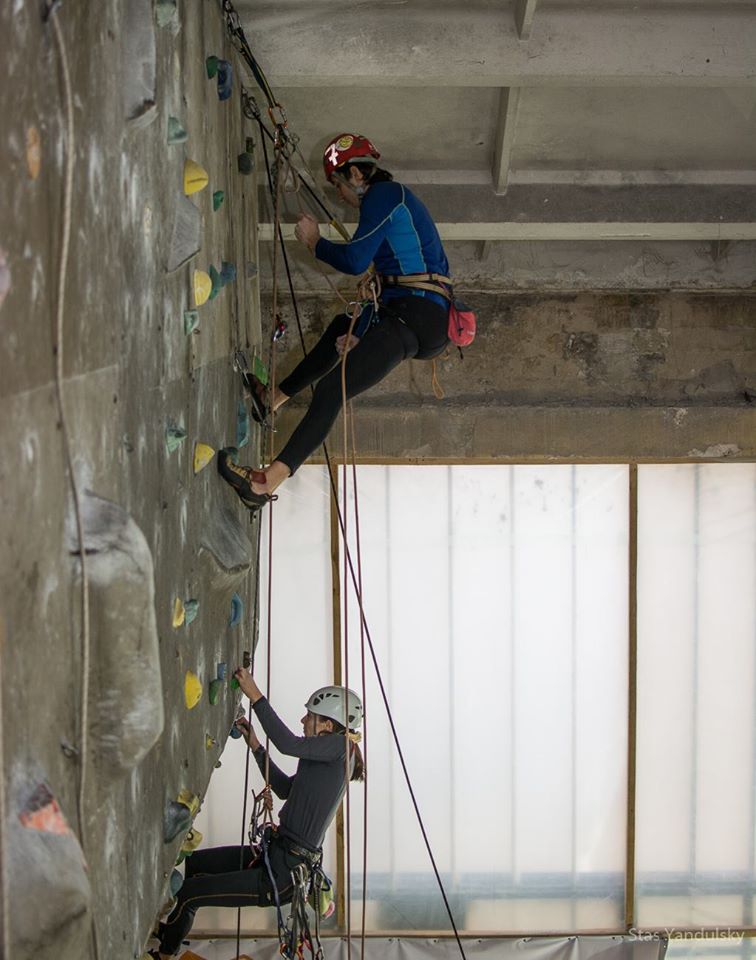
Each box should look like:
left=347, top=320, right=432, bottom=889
left=153, top=672, right=364, bottom=958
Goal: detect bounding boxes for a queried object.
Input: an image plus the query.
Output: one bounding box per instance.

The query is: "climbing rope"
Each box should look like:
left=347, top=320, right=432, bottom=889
left=235, top=13, right=468, bottom=956
left=44, top=5, right=102, bottom=960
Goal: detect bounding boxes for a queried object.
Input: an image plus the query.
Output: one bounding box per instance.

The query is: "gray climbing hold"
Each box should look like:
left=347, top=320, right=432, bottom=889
left=123, top=0, right=157, bottom=126
left=167, top=193, right=202, bottom=273
left=69, top=493, right=164, bottom=777
left=167, top=116, right=188, bottom=145
left=163, top=800, right=192, bottom=843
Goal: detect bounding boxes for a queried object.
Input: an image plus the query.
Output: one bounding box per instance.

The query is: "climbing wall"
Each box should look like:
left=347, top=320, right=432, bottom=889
left=0, top=1, right=267, bottom=958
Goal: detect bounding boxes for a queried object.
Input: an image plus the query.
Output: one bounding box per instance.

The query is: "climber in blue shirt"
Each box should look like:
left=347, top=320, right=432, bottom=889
left=218, top=133, right=452, bottom=510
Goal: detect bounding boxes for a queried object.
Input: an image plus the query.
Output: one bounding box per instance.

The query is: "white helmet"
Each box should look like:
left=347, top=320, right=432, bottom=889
left=305, top=686, right=363, bottom=729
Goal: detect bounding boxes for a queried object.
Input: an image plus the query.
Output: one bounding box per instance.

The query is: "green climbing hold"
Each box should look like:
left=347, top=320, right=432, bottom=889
left=208, top=265, right=222, bottom=300
left=184, top=310, right=199, bottom=335
left=165, top=424, right=187, bottom=454
left=167, top=116, right=187, bottom=145
left=230, top=676, right=240, bottom=690
left=184, top=599, right=199, bottom=624
left=205, top=55, right=219, bottom=79
left=155, top=0, right=178, bottom=28
left=212, top=190, right=224, bottom=211
left=253, top=356, right=268, bottom=386
left=209, top=678, right=224, bottom=705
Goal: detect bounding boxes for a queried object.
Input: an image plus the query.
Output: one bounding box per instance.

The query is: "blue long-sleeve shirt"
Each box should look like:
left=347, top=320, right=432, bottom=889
left=314, top=181, right=450, bottom=335
left=252, top=696, right=353, bottom=852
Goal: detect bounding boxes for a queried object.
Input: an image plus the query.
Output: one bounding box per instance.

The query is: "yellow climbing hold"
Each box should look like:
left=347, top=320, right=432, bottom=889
left=176, top=788, right=200, bottom=817
left=193, top=442, right=214, bottom=474
left=172, top=597, right=185, bottom=628
left=183, top=159, right=209, bottom=195
left=193, top=270, right=212, bottom=307
left=181, top=826, right=203, bottom=854
left=184, top=671, right=202, bottom=709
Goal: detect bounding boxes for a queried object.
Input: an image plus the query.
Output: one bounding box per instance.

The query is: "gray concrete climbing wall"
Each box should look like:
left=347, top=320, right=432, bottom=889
left=0, top=2, right=267, bottom=957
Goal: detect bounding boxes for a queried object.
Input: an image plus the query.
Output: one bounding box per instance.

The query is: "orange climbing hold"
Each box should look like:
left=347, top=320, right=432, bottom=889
left=26, top=126, right=41, bottom=180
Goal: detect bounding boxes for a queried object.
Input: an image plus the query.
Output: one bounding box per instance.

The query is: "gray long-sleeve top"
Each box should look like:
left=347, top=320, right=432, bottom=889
left=252, top=696, right=353, bottom=852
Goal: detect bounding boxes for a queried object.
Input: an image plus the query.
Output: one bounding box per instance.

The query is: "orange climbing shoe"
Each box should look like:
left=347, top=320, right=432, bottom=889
left=218, top=449, right=276, bottom=512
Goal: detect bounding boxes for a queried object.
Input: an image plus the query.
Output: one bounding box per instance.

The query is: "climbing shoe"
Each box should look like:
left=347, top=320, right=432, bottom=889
left=217, top=448, right=277, bottom=512
left=241, top=372, right=269, bottom=424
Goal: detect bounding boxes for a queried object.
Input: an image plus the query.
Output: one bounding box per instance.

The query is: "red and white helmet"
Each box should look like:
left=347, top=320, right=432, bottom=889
left=323, top=133, right=380, bottom=183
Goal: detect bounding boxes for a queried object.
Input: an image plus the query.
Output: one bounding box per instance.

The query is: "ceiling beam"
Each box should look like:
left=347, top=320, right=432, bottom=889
left=244, top=7, right=756, bottom=87
left=258, top=183, right=756, bottom=241
left=492, top=88, right=522, bottom=195
left=514, top=0, right=538, bottom=40
left=259, top=222, right=756, bottom=242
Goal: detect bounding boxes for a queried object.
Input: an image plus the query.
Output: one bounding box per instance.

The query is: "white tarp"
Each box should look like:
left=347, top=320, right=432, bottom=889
left=184, top=934, right=667, bottom=960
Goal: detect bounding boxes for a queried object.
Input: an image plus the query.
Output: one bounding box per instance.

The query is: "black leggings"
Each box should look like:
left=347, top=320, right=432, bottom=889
left=276, top=295, right=448, bottom=474
left=159, top=841, right=296, bottom=955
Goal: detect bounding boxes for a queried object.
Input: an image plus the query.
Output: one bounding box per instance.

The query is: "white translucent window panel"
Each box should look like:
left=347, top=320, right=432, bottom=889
left=193, top=466, right=334, bottom=934
left=666, top=938, right=756, bottom=960
left=342, top=465, right=629, bottom=933
left=636, top=464, right=756, bottom=929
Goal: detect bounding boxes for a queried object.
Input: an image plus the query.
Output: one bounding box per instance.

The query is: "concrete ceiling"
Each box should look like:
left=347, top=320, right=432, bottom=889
left=239, top=0, right=756, bottom=290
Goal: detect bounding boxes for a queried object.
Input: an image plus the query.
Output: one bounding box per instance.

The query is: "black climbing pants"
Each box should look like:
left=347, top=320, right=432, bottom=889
left=159, top=839, right=297, bottom=955
left=276, top=296, right=449, bottom=475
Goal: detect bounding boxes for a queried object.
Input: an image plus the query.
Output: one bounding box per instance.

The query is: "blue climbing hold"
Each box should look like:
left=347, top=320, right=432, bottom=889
left=217, top=662, right=228, bottom=681
left=236, top=399, right=250, bottom=449
left=229, top=724, right=242, bottom=739
left=229, top=593, right=243, bottom=627
left=184, top=599, right=199, bottom=624
left=220, top=261, right=236, bottom=285
left=216, top=59, right=233, bottom=100
left=169, top=868, right=184, bottom=897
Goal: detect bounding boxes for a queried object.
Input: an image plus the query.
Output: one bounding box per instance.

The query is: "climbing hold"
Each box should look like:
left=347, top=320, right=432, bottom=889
left=163, top=800, right=192, bottom=842
left=245, top=261, right=258, bottom=279
left=253, top=356, right=268, bottom=385
left=237, top=151, right=254, bottom=176
left=208, top=678, right=223, bottom=705
left=230, top=676, right=240, bottom=691
left=205, top=734, right=216, bottom=750
left=216, top=59, right=233, bottom=100
left=169, top=869, right=184, bottom=897
left=208, top=265, right=222, bottom=300
left=236, top=399, right=250, bottom=449
left=25, top=126, right=41, bottom=180
left=176, top=789, right=200, bottom=817
left=165, top=424, right=187, bottom=454
left=229, top=723, right=242, bottom=738
left=183, top=310, right=199, bottom=335
left=229, top=594, right=243, bottom=628
left=215, top=760, right=222, bottom=768
left=155, top=0, right=178, bottom=29
left=19, top=783, right=73, bottom=836
left=205, top=55, right=219, bottom=78
left=184, top=599, right=199, bottom=624
left=193, top=270, right=212, bottom=307
left=184, top=671, right=202, bottom=709
left=217, top=662, right=228, bottom=681
left=172, top=597, right=186, bottom=628
left=166, top=116, right=187, bottom=145
left=193, top=443, right=215, bottom=474
left=167, top=193, right=202, bottom=273
left=212, top=190, right=224, bottom=211
left=243, top=650, right=251, bottom=668
left=183, top=159, right=209, bottom=196
left=0, top=249, right=10, bottom=313
left=220, top=261, right=236, bottom=285
left=181, top=827, right=203, bottom=856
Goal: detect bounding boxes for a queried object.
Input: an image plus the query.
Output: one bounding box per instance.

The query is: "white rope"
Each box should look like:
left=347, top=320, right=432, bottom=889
left=49, top=3, right=92, bottom=841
